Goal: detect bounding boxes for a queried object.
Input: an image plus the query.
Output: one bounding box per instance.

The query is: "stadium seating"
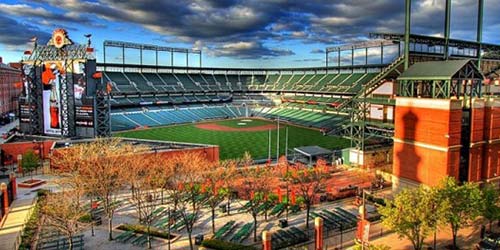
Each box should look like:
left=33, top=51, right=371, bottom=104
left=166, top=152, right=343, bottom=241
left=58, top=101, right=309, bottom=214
left=111, top=105, right=243, bottom=131
left=105, top=71, right=378, bottom=95
left=106, top=69, right=380, bottom=133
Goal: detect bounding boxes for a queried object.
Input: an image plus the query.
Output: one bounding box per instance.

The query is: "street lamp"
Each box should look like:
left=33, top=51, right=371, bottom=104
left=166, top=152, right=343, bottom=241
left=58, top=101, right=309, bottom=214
left=32, top=140, right=43, bottom=174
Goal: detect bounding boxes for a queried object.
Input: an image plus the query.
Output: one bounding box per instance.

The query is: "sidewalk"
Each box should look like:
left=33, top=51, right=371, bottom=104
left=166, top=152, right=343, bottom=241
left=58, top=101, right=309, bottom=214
left=0, top=175, right=52, bottom=250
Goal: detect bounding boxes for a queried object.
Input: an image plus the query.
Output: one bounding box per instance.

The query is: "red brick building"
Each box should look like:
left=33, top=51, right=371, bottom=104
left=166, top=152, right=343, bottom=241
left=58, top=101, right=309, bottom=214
left=0, top=57, right=22, bottom=119
left=393, top=60, right=500, bottom=191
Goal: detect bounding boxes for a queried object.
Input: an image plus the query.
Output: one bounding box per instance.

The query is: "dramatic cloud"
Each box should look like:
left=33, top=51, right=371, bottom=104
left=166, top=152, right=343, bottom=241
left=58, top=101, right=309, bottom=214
left=208, top=41, right=295, bottom=59
left=0, top=15, right=51, bottom=50
left=1, top=0, right=499, bottom=60
left=0, top=3, right=100, bottom=27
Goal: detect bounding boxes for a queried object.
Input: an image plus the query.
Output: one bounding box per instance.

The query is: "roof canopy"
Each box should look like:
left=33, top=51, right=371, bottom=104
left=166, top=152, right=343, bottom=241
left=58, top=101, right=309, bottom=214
left=398, top=60, right=484, bottom=81
left=294, top=146, right=332, bottom=157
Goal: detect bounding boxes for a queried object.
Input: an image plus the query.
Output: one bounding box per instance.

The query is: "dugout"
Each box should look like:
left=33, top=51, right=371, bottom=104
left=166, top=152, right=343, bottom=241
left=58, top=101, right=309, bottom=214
left=292, top=146, right=333, bottom=166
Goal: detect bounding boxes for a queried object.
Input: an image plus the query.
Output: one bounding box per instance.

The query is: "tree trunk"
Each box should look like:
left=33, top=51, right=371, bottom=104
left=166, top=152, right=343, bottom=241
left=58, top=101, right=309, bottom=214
left=192, top=193, right=196, bottom=211
left=68, top=235, right=73, bottom=250
left=306, top=203, right=311, bottom=229
left=264, top=206, right=268, bottom=221
left=187, top=231, right=194, bottom=250
left=452, top=227, right=458, bottom=250
left=211, top=207, right=216, bottom=234
left=108, top=216, right=114, bottom=241
left=147, top=225, right=152, bottom=249
left=253, top=214, right=258, bottom=242
left=490, top=220, right=493, bottom=232
left=227, top=197, right=231, bottom=216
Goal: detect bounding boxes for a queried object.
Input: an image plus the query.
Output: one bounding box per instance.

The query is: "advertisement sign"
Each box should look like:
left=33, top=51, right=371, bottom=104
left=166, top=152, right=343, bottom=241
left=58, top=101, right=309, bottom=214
left=40, top=60, right=86, bottom=135
left=19, top=102, right=32, bottom=124
left=75, top=102, right=94, bottom=128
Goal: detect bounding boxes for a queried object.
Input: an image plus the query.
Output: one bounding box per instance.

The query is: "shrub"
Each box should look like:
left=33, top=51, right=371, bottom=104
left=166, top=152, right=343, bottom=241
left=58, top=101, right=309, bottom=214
left=78, top=213, right=92, bottom=223
left=37, top=189, right=50, bottom=198
left=19, top=195, right=45, bottom=250
left=201, top=239, right=256, bottom=250
left=117, top=224, right=175, bottom=239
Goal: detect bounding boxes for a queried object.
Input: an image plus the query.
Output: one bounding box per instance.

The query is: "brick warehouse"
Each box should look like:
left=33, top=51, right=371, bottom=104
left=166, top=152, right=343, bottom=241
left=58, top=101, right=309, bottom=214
left=0, top=57, right=21, bottom=119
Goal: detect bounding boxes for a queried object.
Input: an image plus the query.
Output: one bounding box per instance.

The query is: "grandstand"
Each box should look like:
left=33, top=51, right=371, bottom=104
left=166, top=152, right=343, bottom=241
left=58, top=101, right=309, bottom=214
left=104, top=68, right=380, bottom=133
left=102, top=30, right=500, bottom=164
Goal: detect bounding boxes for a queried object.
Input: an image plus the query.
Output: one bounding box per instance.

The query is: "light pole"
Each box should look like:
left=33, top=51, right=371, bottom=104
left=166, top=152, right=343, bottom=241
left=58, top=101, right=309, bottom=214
left=359, top=188, right=371, bottom=250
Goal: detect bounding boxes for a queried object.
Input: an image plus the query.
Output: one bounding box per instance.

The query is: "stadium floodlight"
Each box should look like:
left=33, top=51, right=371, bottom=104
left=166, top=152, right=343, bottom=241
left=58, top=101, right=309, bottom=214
left=326, top=39, right=395, bottom=52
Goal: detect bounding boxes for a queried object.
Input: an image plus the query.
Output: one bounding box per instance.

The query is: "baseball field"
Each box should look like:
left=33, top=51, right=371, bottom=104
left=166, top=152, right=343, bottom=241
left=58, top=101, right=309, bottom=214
left=115, top=118, right=350, bottom=160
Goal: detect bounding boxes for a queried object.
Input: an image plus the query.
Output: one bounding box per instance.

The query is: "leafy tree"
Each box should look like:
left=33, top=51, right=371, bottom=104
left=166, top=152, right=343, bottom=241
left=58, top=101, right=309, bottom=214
left=482, top=184, right=500, bottom=232
left=379, top=186, right=448, bottom=250
left=438, top=177, right=483, bottom=250
left=21, top=150, right=39, bottom=179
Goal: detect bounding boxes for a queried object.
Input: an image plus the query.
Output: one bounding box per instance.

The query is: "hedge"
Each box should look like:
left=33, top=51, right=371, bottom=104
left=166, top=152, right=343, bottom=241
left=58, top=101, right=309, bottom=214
left=201, top=239, right=256, bottom=250
left=117, top=224, right=175, bottom=240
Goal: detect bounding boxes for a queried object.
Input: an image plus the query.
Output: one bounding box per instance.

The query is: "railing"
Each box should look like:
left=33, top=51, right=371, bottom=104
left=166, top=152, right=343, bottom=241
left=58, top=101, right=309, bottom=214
left=356, top=55, right=405, bottom=99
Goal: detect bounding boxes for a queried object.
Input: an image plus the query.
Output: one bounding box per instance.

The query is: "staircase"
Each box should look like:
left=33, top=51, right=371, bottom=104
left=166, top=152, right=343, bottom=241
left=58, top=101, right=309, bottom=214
left=329, top=56, right=405, bottom=138
left=336, top=55, right=405, bottom=112
left=356, top=55, right=405, bottom=98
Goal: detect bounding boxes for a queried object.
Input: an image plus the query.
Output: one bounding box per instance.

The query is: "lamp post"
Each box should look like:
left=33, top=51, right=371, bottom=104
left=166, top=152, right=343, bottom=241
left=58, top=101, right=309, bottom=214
left=359, top=188, right=371, bottom=250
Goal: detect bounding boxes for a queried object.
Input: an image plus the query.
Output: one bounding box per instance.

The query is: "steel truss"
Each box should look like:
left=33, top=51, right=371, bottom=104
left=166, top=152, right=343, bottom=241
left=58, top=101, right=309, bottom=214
left=95, top=92, right=111, bottom=137
left=26, top=66, right=44, bottom=135
left=22, top=42, right=96, bottom=138
left=339, top=56, right=405, bottom=151
left=398, top=62, right=483, bottom=99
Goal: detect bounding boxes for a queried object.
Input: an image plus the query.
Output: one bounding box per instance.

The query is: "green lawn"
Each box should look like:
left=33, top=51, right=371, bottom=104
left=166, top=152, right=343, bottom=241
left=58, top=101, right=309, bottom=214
left=115, top=119, right=350, bottom=160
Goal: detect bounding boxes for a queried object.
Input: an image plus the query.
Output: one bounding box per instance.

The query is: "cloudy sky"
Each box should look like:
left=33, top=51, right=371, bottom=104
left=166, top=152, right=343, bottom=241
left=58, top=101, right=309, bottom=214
left=0, top=0, right=499, bottom=68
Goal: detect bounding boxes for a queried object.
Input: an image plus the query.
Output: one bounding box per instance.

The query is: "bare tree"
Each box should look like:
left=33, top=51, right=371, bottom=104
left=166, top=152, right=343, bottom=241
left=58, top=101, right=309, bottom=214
left=52, top=138, right=135, bottom=241
left=166, top=152, right=212, bottom=250
left=204, top=161, right=235, bottom=234
left=40, top=190, right=89, bottom=250
left=126, top=153, right=170, bottom=249
left=238, top=164, right=275, bottom=242
left=288, top=159, right=329, bottom=229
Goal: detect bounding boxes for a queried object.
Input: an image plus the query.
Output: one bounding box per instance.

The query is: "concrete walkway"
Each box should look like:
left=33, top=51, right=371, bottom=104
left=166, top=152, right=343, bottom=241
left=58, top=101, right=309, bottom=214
left=0, top=175, right=52, bottom=250
left=0, top=198, right=37, bottom=250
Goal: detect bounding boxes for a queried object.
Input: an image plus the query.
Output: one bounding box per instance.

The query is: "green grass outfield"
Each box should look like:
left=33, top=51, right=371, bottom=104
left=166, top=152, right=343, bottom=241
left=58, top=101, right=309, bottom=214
left=115, top=119, right=350, bottom=160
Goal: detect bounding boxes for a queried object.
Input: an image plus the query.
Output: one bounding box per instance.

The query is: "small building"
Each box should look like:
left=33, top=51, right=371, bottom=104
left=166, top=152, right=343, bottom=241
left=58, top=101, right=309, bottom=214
left=293, top=146, right=333, bottom=166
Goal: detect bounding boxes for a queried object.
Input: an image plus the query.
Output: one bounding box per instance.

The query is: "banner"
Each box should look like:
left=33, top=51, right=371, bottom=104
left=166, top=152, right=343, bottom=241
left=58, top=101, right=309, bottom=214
left=40, top=60, right=86, bottom=135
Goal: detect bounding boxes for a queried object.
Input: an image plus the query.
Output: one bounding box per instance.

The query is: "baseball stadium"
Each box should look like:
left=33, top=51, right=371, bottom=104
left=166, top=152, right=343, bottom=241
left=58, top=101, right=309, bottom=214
left=1, top=0, right=500, bottom=249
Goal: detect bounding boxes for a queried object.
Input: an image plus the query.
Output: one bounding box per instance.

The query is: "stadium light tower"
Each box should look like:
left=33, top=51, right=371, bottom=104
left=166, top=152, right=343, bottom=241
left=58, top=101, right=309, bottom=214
left=404, top=0, right=411, bottom=70
left=477, top=0, right=484, bottom=69
left=444, top=0, right=451, bottom=60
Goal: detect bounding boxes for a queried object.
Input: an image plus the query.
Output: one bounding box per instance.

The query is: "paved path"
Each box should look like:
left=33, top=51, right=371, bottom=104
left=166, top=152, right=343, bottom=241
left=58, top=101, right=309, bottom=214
left=0, top=175, right=53, bottom=250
